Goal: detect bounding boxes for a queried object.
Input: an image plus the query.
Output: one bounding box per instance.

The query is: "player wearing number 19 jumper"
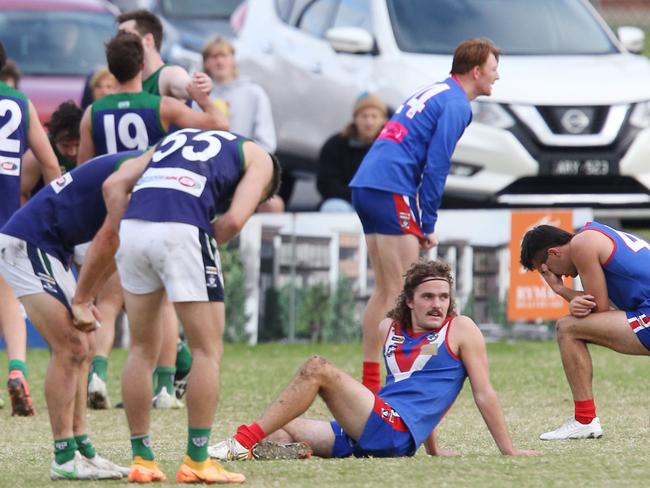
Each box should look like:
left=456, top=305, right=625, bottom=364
left=78, top=31, right=227, bottom=163
left=520, top=222, right=650, bottom=440
left=349, top=38, right=501, bottom=393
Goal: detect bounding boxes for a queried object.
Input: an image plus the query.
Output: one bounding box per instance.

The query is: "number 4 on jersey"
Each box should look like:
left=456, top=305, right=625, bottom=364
left=615, top=230, right=650, bottom=253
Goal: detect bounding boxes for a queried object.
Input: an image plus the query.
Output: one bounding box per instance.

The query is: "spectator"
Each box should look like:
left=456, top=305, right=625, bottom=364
left=0, top=59, right=21, bottom=88
left=89, top=67, right=117, bottom=102
left=201, top=36, right=283, bottom=213
left=317, top=92, right=387, bottom=212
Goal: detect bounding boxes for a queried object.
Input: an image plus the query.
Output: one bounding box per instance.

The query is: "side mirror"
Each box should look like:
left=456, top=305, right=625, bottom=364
left=617, top=26, right=645, bottom=54
left=325, top=26, right=374, bottom=54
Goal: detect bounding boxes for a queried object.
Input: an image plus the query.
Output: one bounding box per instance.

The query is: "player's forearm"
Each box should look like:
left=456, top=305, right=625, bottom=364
left=74, top=241, right=118, bottom=303
left=553, top=285, right=584, bottom=303
left=473, top=388, right=515, bottom=455
left=213, top=213, right=243, bottom=244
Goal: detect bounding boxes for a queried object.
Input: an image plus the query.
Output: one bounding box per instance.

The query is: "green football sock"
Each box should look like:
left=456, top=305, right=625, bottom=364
left=130, top=434, right=155, bottom=461
left=74, top=434, right=96, bottom=459
left=175, top=340, right=192, bottom=374
left=153, top=367, right=175, bottom=395
left=8, top=359, right=28, bottom=379
left=187, top=427, right=211, bottom=462
left=89, top=356, right=108, bottom=383
left=54, top=437, right=78, bottom=465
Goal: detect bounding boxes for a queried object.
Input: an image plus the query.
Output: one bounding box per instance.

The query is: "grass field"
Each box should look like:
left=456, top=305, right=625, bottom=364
left=0, top=341, right=648, bottom=487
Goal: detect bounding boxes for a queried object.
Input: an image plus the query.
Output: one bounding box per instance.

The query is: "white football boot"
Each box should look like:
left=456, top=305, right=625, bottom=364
left=540, top=417, right=603, bottom=440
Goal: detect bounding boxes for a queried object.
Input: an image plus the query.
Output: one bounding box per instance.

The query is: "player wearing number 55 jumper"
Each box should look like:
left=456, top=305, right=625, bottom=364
left=77, top=32, right=227, bottom=163
left=71, top=130, right=281, bottom=483
left=520, top=222, right=650, bottom=441
left=349, top=38, right=501, bottom=393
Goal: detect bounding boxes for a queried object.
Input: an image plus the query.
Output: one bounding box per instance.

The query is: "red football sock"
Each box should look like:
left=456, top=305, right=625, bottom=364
left=574, top=399, right=596, bottom=425
left=233, top=423, right=266, bottom=450
left=362, top=361, right=381, bottom=394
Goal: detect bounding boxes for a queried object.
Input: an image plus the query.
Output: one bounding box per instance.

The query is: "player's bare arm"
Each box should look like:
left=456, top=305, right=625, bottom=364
left=19, top=149, right=41, bottom=204
left=159, top=65, right=212, bottom=99
left=27, top=101, right=60, bottom=183
left=77, top=107, right=95, bottom=165
left=455, top=316, right=540, bottom=456
left=213, top=143, right=273, bottom=244
left=71, top=218, right=118, bottom=332
left=161, top=91, right=228, bottom=133
left=423, top=430, right=459, bottom=457
left=570, top=230, right=612, bottom=313
left=103, top=147, right=155, bottom=233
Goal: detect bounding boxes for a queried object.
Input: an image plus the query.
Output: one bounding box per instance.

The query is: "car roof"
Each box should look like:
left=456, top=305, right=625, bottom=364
left=0, top=0, right=113, bottom=11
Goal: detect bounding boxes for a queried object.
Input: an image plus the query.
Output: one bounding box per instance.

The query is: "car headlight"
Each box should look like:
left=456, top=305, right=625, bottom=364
left=630, top=101, right=650, bottom=128
left=471, top=101, right=515, bottom=129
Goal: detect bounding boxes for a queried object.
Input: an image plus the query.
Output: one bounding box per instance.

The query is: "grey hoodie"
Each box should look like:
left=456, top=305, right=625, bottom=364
left=203, top=77, right=277, bottom=153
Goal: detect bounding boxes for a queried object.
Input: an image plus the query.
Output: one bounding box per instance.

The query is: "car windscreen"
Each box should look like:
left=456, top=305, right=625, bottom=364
left=386, top=0, right=618, bottom=55
left=159, top=0, right=241, bottom=18
left=0, top=10, right=115, bottom=76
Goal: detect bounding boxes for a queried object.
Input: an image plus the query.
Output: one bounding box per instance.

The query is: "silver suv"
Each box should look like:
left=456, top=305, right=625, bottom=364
left=235, top=0, right=650, bottom=207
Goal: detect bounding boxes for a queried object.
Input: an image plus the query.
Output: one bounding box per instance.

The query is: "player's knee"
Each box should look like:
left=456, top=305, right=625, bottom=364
left=555, top=315, right=575, bottom=339
left=60, top=330, right=90, bottom=365
left=300, top=355, right=330, bottom=380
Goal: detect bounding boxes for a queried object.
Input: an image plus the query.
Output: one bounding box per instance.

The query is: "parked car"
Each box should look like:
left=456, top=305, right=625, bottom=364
left=0, top=0, right=119, bottom=123
left=235, top=0, right=650, bottom=207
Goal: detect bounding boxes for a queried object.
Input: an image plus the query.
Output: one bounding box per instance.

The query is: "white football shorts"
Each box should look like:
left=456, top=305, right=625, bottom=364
left=0, top=233, right=76, bottom=309
left=116, top=219, right=224, bottom=302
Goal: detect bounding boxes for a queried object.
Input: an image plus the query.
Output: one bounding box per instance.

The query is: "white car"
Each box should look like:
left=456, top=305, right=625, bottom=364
left=234, top=0, right=650, bottom=207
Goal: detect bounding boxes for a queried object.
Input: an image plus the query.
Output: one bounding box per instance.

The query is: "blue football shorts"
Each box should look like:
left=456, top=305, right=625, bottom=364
left=330, top=395, right=416, bottom=458
left=351, top=187, right=424, bottom=239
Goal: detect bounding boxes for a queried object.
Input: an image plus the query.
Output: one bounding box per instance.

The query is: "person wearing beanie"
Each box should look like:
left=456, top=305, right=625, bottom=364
left=317, top=92, right=387, bottom=212
left=349, top=38, right=501, bottom=393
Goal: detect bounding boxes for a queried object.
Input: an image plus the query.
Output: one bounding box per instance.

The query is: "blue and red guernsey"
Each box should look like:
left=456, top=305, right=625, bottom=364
left=91, top=92, right=166, bottom=155
left=378, top=317, right=467, bottom=447
left=123, top=129, right=246, bottom=235
left=0, top=82, right=29, bottom=227
left=1, top=150, right=142, bottom=267
left=579, top=221, right=650, bottom=311
left=349, top=77, right=471, bottom=234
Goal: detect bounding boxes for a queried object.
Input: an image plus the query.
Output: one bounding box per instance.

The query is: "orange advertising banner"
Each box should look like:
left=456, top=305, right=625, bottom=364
left=507, top=210, right=573, bottom=321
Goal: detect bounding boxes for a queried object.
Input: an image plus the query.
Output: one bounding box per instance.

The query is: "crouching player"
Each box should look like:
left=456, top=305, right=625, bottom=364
left=72, top=128, right=281, bottom=483
left=210, top=260, right=540, bottom=460
left=0, top=150, right=144, bottom=480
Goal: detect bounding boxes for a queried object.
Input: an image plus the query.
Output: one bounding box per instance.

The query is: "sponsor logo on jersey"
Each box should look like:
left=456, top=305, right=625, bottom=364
left=51, top=172, right=73, bottom=193
left=392, top=334, right=405, bottom=344
left=133, top=167, right=207, bottom=197
left=118, top=101, right=131, bottom=109
left=0, top=157, right=20, bottom=176
left=378, top=121, right=408, bottom=143
left=380, top=407, right=401, bottom=424
left=386, top=343, right=397, bottom=358
left=420, top=343, right=438, bottom=355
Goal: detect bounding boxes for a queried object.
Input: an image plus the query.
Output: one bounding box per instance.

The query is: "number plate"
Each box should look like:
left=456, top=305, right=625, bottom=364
left=551, top=159, right=612, bottom=176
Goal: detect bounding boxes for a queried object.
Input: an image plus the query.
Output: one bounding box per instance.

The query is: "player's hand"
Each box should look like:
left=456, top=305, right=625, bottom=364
left=192, top=71, right=213, bottom=94
left=539, top=263, right=563, bottom=292
left=71, top=301, right=101, bottom=333
left=186, top=80, right=209, bottom=104
left=420, top=232, right=438, bottom=250
left=569, top=294, right=596, bottom=317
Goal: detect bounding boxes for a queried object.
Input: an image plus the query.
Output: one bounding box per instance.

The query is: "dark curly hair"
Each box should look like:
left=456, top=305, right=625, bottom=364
left=387, top=259, right=457, bottom=329
left=47, top=101, right=82, bottom=141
